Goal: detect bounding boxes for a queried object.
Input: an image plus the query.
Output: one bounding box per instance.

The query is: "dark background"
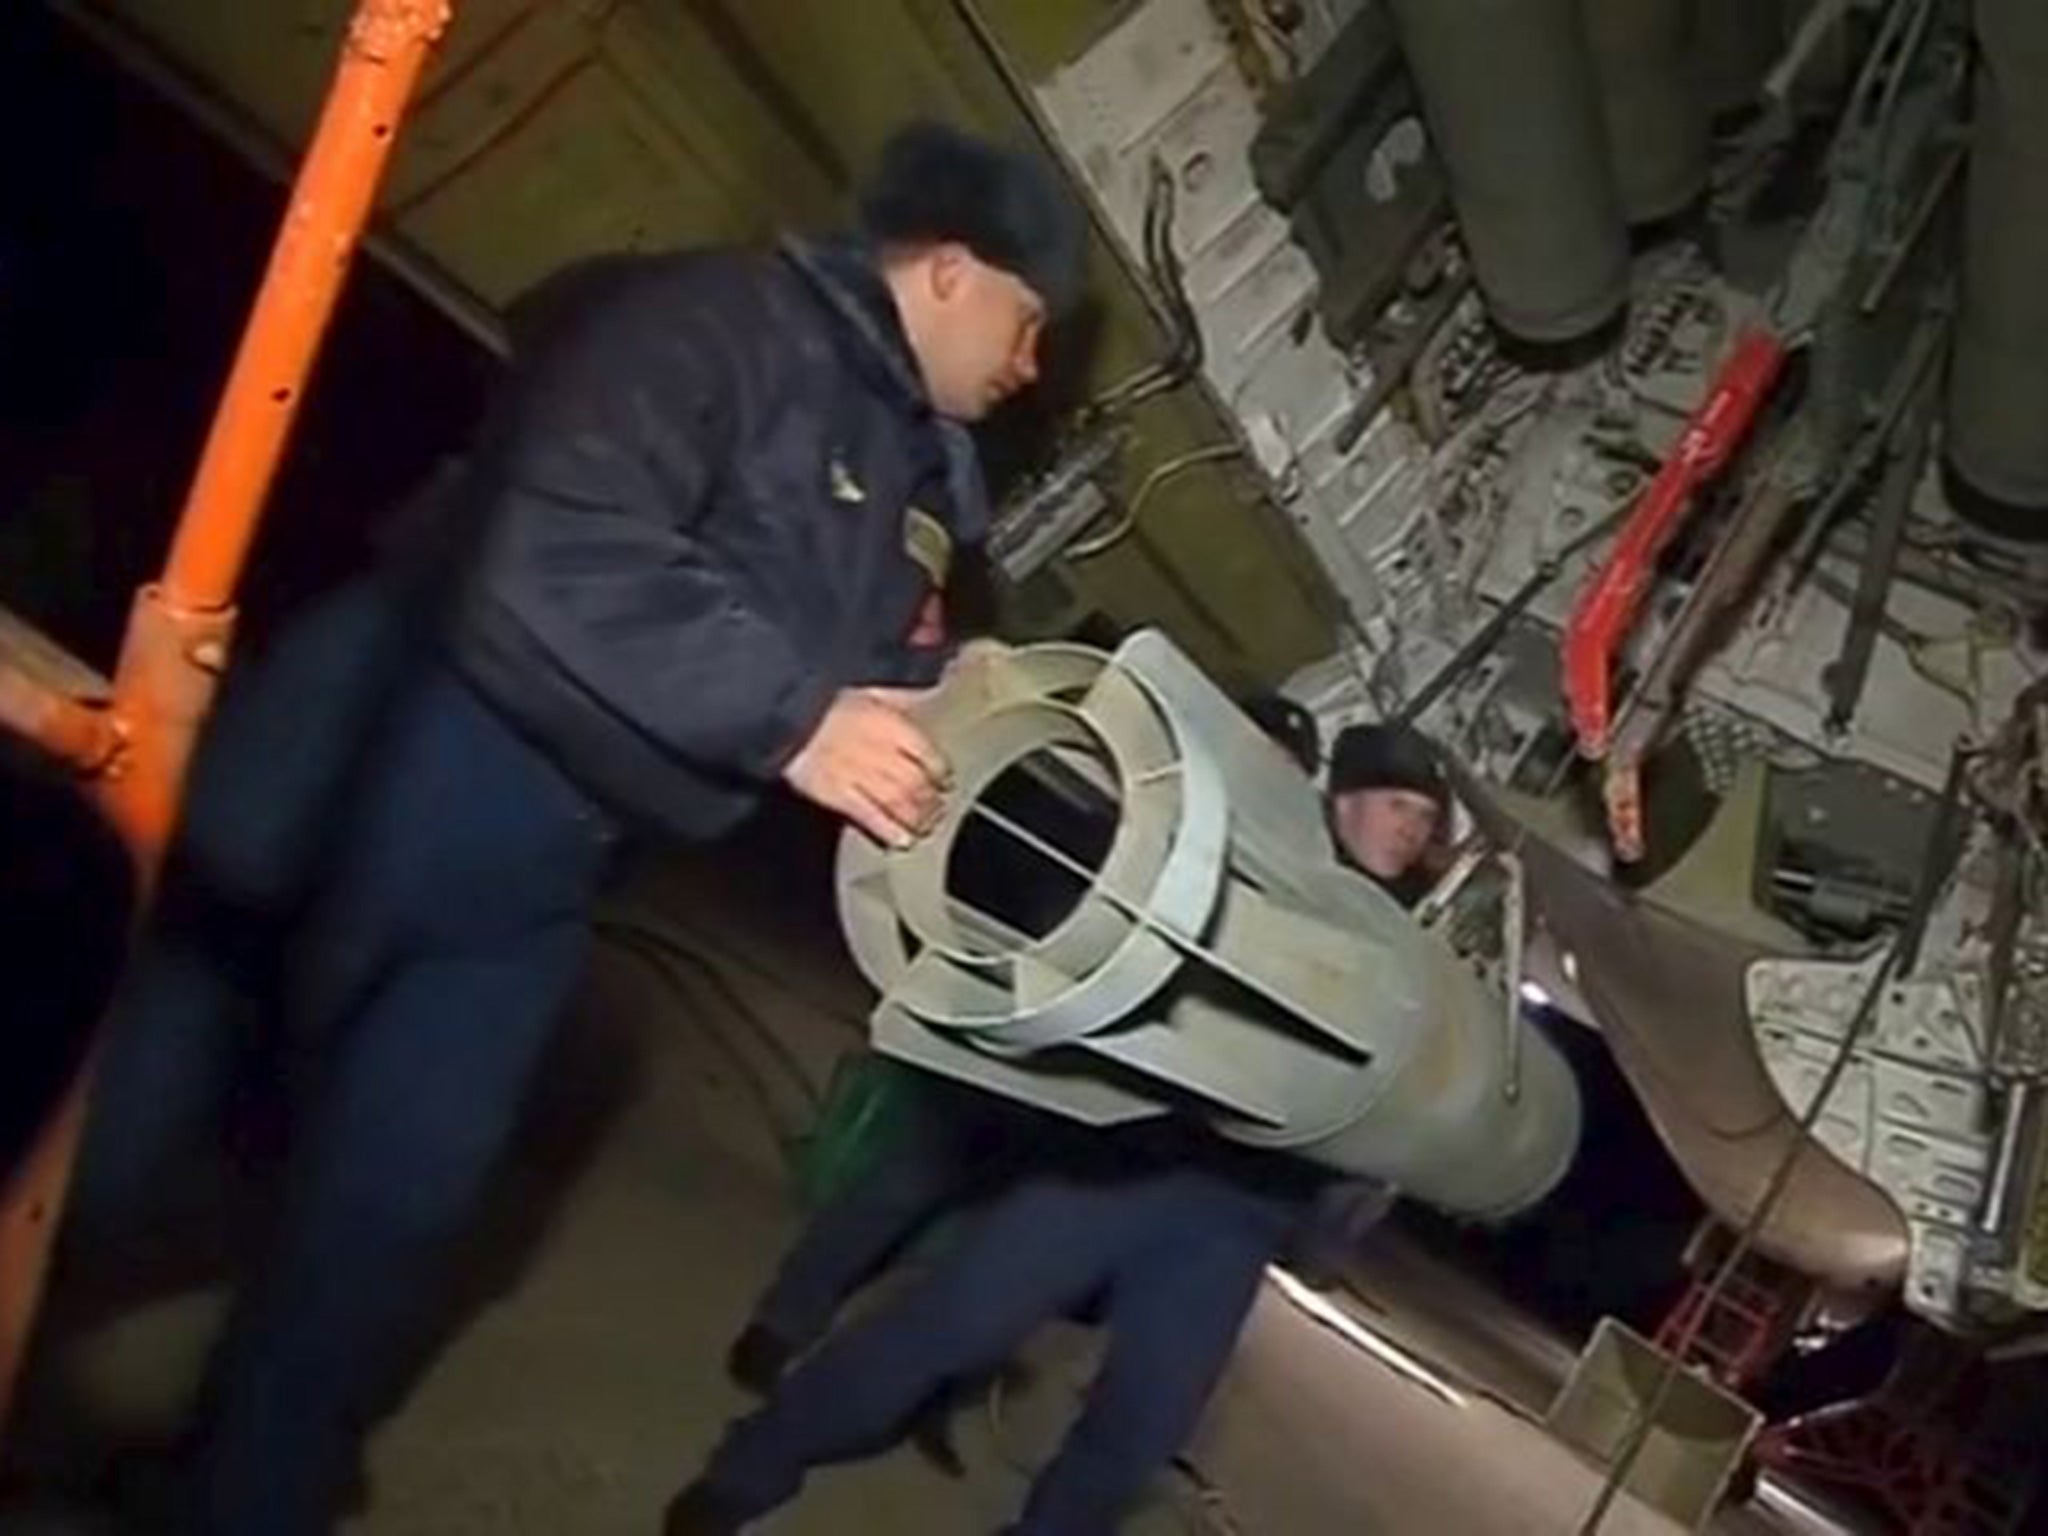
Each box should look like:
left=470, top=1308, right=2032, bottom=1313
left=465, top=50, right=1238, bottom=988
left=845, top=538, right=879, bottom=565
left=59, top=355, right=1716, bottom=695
left=0, top=4, right=496, bottom=668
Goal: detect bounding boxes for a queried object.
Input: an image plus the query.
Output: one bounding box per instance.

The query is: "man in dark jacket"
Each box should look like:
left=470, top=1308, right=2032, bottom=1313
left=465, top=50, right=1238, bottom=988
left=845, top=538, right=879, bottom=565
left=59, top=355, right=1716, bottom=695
left=71, top=119, right=1082, bottom=1535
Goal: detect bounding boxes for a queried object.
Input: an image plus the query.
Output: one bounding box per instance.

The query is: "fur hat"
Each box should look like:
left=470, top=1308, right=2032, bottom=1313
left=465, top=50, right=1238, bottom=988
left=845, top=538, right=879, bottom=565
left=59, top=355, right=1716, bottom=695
left=858, top=120, right=1086, bottom=315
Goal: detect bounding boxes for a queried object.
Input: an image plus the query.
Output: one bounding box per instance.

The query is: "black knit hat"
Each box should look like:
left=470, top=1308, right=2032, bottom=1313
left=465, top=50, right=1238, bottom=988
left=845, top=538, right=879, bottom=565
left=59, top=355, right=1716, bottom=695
left=1327, top=723, right=1448, bottom=808
left=858, top=120, right=1086, bottom=315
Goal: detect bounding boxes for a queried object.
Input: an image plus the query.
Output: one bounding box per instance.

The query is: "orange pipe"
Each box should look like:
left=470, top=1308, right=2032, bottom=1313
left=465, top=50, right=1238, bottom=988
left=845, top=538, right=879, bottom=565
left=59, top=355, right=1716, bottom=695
left=0, top=0, right=455, bottom=1435
left=162, top=0, right=452, bottom=613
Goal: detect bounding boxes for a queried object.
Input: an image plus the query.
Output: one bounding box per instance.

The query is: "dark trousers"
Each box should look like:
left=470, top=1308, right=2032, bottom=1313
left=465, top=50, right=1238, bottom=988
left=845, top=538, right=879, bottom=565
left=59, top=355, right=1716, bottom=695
left=746, top=1075, right=1024, bottom=1355
left=700, top=1167, right=1290, bottom=1536
left=73, top=572, right=422, bottom=1235
left=72, top=576, right=615, bottom=1535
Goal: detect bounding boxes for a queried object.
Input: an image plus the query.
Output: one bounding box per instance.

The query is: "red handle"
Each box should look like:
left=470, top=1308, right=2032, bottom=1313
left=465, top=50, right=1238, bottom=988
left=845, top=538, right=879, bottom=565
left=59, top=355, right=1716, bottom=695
left=1561, top=329, right=1788, bottom=758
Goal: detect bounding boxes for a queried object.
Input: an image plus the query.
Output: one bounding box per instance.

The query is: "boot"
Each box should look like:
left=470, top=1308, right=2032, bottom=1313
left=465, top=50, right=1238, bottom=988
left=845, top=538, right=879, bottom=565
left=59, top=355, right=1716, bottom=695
left=723, top=1324, right=796, bottom=1397
left=661, top=1481, right=747, bottom=1536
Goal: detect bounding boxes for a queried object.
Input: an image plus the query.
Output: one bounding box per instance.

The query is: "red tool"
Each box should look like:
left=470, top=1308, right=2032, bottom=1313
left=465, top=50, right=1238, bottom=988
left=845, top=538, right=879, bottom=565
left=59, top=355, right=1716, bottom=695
left=1560, top=328, right=1789, bottom=760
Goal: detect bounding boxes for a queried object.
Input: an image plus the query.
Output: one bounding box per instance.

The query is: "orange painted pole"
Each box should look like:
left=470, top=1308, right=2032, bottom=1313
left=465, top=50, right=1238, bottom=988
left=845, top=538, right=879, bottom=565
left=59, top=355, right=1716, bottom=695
left=117, top=0, right=455, bottom=860
left=0, top=0, right=455, bottom=1435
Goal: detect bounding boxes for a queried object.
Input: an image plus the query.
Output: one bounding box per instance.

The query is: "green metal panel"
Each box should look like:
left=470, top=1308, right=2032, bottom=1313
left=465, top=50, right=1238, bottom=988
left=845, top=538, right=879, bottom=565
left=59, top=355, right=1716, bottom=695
left=54, top=0, right=1338, bottom=682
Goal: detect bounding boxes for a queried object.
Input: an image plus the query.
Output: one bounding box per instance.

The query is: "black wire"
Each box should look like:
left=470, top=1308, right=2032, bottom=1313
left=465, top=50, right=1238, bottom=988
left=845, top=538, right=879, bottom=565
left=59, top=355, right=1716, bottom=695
left=1573, top=740, right=1973, bottom=1534
left=602, top=935, right=808, bottom=1147
left=1090, top=160, right=1204, bottom=414
left=594, top=915, right=870, bottom=1038
left=1394, top=504, right=1632, bottom=727
left=1145, top=162, right=1203, bottom=376
left=603, top=922, right=831, bottom=1103
left=597, top=924, right=827, bottom=1118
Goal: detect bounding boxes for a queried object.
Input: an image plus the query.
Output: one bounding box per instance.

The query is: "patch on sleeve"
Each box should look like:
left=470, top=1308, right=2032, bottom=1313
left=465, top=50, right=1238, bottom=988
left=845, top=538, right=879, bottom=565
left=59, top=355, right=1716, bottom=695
left=903, top=505, right=953, bottom=588
left=829, top=456, right=867, bottom=504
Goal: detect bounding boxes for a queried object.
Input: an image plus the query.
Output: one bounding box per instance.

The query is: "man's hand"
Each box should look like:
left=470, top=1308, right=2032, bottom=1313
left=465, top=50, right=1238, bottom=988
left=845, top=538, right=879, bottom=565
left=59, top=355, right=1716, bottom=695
left=782, top=688, right=951, bottom=848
